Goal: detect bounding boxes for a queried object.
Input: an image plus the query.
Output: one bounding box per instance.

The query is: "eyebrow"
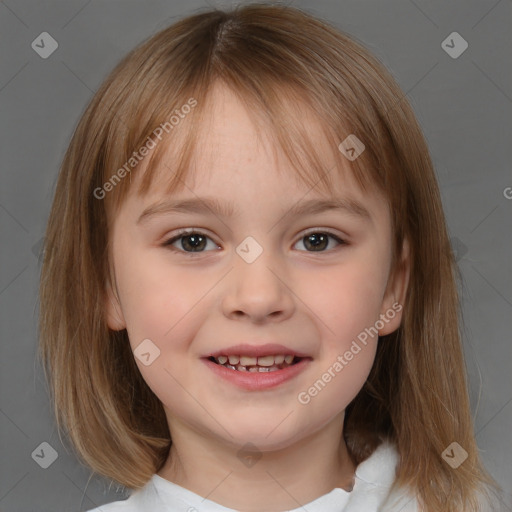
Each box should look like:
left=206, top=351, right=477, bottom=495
left=137, top=196, right=371, bottom=224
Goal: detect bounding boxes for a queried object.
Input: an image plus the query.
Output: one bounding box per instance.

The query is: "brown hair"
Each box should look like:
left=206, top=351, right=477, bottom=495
left=39, top=3, right=499, bottom=510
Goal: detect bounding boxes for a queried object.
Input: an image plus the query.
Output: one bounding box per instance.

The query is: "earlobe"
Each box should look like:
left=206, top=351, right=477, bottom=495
left=379, top=239, right=410, bottom=336
left=105, top=282, right=126, bottom=331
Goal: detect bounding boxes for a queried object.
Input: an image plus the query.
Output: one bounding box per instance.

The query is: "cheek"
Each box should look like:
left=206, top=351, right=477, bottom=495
left=296, top=255, right=389, bottom=346
left=114, top=248, right=216, bottom=360
left=292, top=254, right=387, bottom=412
left=296, top=341, right=377, bottom=424
left=295, top=262, right=382, bottom=416
left=113, top=250, right=212, bottom=409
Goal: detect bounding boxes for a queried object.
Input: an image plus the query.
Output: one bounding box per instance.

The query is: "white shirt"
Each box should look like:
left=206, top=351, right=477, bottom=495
left=87, top=441, right=419, bottom=511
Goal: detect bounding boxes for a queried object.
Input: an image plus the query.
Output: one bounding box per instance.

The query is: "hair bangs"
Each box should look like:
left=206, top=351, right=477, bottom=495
left=100, top=6, right=391, bottom=220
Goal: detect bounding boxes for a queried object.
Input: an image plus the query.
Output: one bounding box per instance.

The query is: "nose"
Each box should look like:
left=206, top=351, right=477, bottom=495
left=221, top=248, right=295, bottom=324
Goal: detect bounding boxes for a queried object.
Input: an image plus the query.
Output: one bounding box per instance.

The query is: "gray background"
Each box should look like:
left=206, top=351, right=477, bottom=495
left=0, top=0, right=511, bottom=510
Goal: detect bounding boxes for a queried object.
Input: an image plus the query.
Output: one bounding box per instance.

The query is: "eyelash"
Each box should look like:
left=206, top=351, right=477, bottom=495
left=161, top=228, right=347, bottom=255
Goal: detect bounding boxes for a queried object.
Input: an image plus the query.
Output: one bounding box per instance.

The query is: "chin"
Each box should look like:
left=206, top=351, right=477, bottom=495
left=212, top=416, right=310, bottom=451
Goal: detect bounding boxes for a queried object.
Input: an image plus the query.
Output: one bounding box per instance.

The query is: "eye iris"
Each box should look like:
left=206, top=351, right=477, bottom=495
left=182, top=234, right=206, bottom=252
left=305, top=233, right=328, bottom=251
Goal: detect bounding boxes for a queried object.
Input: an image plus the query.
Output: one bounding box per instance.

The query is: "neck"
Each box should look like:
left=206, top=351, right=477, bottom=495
left=157, top=414, right=356, bottom=512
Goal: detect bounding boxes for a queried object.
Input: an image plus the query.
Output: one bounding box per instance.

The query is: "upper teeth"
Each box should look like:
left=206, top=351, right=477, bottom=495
left=215, top=354, right=294, bottom=366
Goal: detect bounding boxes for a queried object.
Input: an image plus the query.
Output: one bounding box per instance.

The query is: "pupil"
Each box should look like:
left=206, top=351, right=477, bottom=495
left=183, top=234, right=206, bottom=252
left=306, top=233, right=327, bottom=251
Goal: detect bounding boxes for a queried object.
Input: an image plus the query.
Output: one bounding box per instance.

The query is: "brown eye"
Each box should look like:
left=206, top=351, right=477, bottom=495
left=294, top=231, right=345, bottom=252
left=163, top=231, right=220, bottom=253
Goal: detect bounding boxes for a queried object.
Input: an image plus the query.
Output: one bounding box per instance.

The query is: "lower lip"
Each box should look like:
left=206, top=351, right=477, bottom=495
left=202, top=358, right=311, bottom=391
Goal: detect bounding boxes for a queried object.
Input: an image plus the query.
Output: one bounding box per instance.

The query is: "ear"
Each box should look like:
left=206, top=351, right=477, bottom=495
left=378, top=239, right=410, bottom=336
left=105, top=279, right=126, bottom=331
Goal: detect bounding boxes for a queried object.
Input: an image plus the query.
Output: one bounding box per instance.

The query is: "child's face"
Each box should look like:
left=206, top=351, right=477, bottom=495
left=106, top=83, right=407, bottom=451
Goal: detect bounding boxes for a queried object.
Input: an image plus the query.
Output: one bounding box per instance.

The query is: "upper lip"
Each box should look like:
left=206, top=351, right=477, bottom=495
left=205, top=343, right=310, bottom=359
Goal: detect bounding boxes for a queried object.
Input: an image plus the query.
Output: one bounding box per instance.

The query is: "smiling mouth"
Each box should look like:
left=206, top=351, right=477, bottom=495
left=207, top=354, right=302, bottom=372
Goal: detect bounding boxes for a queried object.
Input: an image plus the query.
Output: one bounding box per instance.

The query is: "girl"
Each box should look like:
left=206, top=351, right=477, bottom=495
left=39, top=3, right=502, bottom=511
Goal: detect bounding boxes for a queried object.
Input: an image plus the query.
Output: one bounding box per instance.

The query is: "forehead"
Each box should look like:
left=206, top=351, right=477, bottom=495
left=130, top=81, right=378, bottom=208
